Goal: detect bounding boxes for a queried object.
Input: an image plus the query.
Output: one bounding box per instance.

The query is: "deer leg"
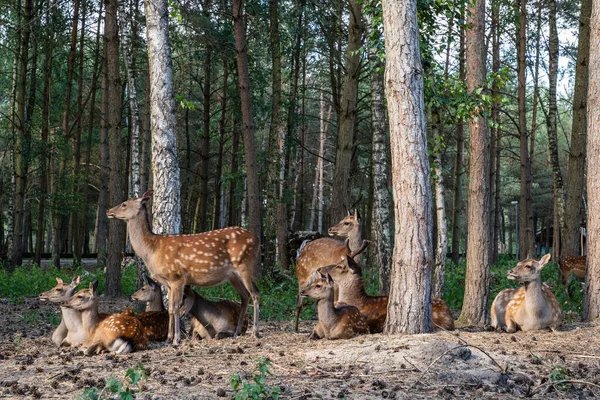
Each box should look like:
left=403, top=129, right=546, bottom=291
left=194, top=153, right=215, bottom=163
left=230, top=276, right=251, bottom=338
left=294, top=292, right=304, bottom=332
left=168, top=284, right=184, bottom=346
left=235, top=270, right=260, bottom=338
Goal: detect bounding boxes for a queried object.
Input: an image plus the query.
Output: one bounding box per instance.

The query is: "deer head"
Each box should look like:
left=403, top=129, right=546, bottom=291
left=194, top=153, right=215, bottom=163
left=179, top=286, right=196, bottom=317
left=507, top=254, right=552, bottom=283
left=131, top=276, right=159, bottom=302
left=328, top=209, right=361, bottom=237
left=107, top=189, right=153, bottom=221
left=301, top=272, right=334, bottom=300
left=40, top=276, right=80, bottom=303
left=318, top=255, right=363, bottom=281
left=62, top=281, right=98, bottom=310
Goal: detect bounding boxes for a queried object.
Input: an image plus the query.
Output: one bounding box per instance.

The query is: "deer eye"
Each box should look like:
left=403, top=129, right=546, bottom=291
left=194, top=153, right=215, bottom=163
left=344, top=222, right=350, bottom=225
left=121, top=203, right=126, bottom=208
left=77, top=295, right=83, bottom=299
left=315, top=284, right=321, bottom=289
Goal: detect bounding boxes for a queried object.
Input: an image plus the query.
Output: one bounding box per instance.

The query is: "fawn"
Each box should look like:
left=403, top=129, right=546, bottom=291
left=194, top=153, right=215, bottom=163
left=301, top=272, right=369, bottom=340
left=491, top=254, right=562, bottom=332
left=558, top=255, right=586, bottom=297
left=62, top=282, right=148, bottom=355
left=130, top=276, right=169, bottom=342
left=294, top=211, right=366, bottom=331
left=180, top=286, right=249, bottom=340
left=107, top=189, right=260, bottom=345
left=319, top=244, right=455, bottom=332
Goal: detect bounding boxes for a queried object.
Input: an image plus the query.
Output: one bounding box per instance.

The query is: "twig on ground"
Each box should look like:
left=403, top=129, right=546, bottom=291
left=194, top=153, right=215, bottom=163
left=531, top=379, right=600, bottom=395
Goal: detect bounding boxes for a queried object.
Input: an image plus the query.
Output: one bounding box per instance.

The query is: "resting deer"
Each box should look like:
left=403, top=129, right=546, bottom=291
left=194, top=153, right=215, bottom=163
left=301, top=272, right=369, bottom=340
left=180, top=286, right=248, bottom=340
left=107, top=190, right=260, bottom=345
left=558, top=255, right=586, bottom=297
left=130, top=276, right=169, bottom=342
left=319, top=244, right=455, bottom=332
left=39, top=276, right=111, bottom=346
left=62, top=282, right=148, bottom=355
left=294, top=210, right=365, bottom=331
left=491, top=254, right=562, bottom=332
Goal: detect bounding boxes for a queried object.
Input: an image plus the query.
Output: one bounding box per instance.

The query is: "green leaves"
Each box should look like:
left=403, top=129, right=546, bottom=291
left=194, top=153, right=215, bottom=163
left=230, top=357, right=281, bottom=399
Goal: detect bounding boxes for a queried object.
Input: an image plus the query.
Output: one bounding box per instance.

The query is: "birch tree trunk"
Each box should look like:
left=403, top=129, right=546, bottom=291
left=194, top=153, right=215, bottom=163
left=456, top=0, right=491, bottom=327
left=145, top=0, right=182, bottom=235
left=584, top=0, right=600, bottom=320
left=432, top=112, right=448, bottom=299
left=563, top=0, right=591, bottom=258
left=382, top=0, right=433, bottom=334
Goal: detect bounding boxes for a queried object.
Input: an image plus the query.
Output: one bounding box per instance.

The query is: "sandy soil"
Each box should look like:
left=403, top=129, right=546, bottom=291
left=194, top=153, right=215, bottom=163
left=1, top=296, right=599, bottom=399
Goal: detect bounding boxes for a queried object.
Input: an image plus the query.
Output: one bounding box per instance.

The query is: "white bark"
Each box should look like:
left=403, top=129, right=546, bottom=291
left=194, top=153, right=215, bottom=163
left=432, top=121, right=448, bottom=299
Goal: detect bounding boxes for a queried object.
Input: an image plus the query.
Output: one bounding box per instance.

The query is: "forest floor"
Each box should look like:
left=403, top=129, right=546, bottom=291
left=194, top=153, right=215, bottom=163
left=1, top=296, right=600, bottom=399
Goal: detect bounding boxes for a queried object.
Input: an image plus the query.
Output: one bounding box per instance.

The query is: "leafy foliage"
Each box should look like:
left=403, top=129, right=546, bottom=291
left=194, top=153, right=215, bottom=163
left=230, top=357, right=281, bottom=400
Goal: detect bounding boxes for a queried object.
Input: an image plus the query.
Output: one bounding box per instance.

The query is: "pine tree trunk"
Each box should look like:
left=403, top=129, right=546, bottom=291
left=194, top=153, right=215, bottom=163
left=213, top=60, right=228, bottom=230
left=228, top=112, right=241, bottom=227
left=96, top=42, right=109, bottom=265
left=199, top=9, right=212, bottom=233
left=456, top=0, right=491, bottom=326
left=490, top=0, right=501, bottom=262
left=330, top=0, right=363, bottom=222
left=145, top=0, right=182, bottom=235
left=583, top=0, right=600, bottom=321
left=232, top=0, right=261, bottom=244
left=563, top=0, right=591, bottom=258
left=517, top=0, right=535, bottom=259
left=382, top=0, right=433, bottom=334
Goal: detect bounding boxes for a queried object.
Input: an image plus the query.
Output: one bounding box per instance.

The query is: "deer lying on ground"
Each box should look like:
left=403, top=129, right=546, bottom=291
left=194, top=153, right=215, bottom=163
left=294, top=210, right=365, bottom=331
left=130, top=276, right=169, bottom=342
left=491, top=254, right=562, bottom=332
left=180, top=286, right=248, bottom=340
left=62, top=282, right=148, bottom=355
left=558, top=255, right=586, bottom=297
left=301, top=272, right=369, bottom=340
left=39, top=276, right=111, bottom=346
left=107, top=190, right=260, bottom=345
left=319, top=243, right=455, bottom=332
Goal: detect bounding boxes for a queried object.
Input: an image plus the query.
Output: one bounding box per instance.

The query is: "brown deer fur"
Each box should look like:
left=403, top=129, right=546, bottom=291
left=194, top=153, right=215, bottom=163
left=558, top=255, right=586, bottom=297
left=107, top=190, right=260, bottom=345
left=130, top=276, right=169, bottom=342
left=491, top=254, right=562, bottom=332
left=62, top=282, right=148, bottom=355
left=319, top=255, right=455, bottom=332
left=294, top=211, right=364, bottom=332
left=180, top=286, right=249, bottom=340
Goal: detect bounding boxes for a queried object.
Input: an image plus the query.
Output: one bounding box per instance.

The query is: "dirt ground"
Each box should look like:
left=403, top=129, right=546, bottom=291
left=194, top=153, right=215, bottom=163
left=1, top=296, right=600, bottom=399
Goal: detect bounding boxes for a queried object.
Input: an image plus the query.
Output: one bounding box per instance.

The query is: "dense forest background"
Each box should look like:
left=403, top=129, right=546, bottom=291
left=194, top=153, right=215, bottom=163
left=0, top=0, right=590, bottom=300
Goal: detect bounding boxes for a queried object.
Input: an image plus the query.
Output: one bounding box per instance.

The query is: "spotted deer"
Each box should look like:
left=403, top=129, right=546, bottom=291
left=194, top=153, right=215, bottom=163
left=62, top=282, right=148, bottom=355
left=180, top=286, right=249, bottom=340
left=301, top=272, right=369, bottom=340
left=130, top=276, right=169, bottom=342
left=491, top=254, right=562, bottom=332
left=294, top=210, right=365, bottom=332
left=558, top=255, right=586, bottom=297
left=319, top=244, right=455, bottom=332
left=107, top=190, right=260, bottom=345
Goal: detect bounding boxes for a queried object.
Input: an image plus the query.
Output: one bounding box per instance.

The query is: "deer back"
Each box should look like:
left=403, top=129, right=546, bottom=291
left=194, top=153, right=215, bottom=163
left=296, top=238, right=351, bottom=288
left=85, top=313, right=149, bottom=354
left=560, top=255, right=586, bottom=280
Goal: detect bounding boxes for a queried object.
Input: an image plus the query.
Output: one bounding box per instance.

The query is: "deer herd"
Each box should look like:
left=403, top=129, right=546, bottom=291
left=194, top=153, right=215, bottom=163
left=38, top=190, right=580, bottom=355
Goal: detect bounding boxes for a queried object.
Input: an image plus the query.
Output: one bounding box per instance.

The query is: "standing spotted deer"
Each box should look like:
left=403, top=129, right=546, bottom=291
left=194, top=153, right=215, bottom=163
left=558, top=255, right=586, bottom=297
left=319, top=243, right=454, bottom=332
left=301, top=272, right=370, bottom=340
left=491, top=254, right=562, bottom=332
left=62, top=282, right=148, bottom=355
left=294, top=210, right=364, bottom=331
left=108, top=190, right=259, bottom=345
left=130, top=276, right=169, bottom=342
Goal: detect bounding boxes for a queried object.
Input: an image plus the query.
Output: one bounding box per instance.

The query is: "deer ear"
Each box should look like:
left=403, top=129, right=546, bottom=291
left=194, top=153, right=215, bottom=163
left=317, top=270, right=327, bottom=279
left=147, top=275, right=156, bottom=288
left=56, top=277, right=64, bottom=284
left=354, top=208, right=361, bottom=220
left=71, top=275, right=81, bottom=287
left=538, top=254, right=552, bottom=269
left=344, top=238, right=351, bottom=254
left=326, top=272, right=334, bottom=286
left=141, top=189, right=153, bottom=203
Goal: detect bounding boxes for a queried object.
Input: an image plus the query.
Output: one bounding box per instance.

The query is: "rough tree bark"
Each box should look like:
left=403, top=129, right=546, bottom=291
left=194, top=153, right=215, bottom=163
left=330, top=0, right=363, bottom=222
left=232, top=0, right=261, bottom=244
left=198, top=0, right=212, bottom=233
left=432, top=111, right=448, bottom=299
left=563, top=0, right=591, bottom=258
left=382, top=0, right=433, bottom=334
left=456, top=0, right=491, bottom=327
left=145, top=0, right=182, bottom=234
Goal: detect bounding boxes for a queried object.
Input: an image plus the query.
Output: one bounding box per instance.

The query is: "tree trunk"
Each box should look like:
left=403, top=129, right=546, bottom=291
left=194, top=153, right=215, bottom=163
left=228, top=111, right=241, bottom=227
left=96, top=42, right=109, bottom=267
left=382, top=0, right=433, bottom=334
left=517, top=0, right=535, bottom=259
left=213, top=60, right=229, bottom=230
left=584, top=0, right=600, bottom=321
left=456, top=0, right=491, bottom=327
left=491, top=0, right=501, bottom=262
left=199, top=10, right=212, bottom=233
left=563, top=0, right=591, bottom=258
left=432, top=112, right=448, bottom=299
left=146, top=0, right=182, bottom=235
left=11, top=0, right=33, bottom=269
left=232, top=0, right=261, bottom=244
left=330, top=0, right=363, bottom=222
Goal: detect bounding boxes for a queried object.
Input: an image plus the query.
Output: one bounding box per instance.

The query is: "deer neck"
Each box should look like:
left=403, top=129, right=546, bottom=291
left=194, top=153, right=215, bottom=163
left=127, top=209, right=156, bottom=266
left=316, top=290, right=339, bottom=328
left=147, top=294, right=165, bottom=312
left=348, top=226, right=364, bottom=265
left=337, top=278, right=368, bottom=308
left=80, top=302, right=101, bottom=335
left=524, top=279, right=547, bottom=316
